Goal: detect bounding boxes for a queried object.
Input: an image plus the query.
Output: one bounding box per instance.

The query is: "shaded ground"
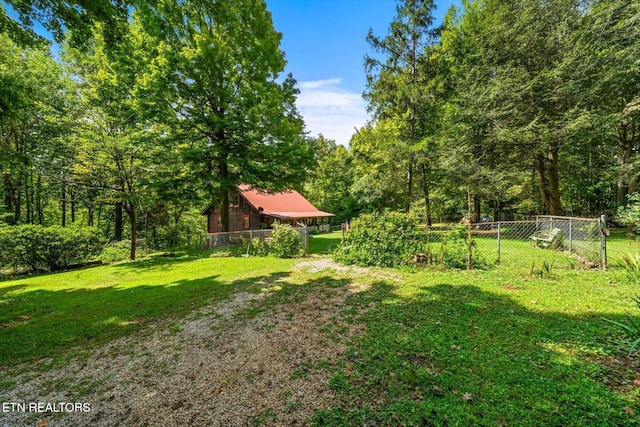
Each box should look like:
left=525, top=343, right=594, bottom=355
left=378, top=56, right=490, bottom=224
left=1, top=260, right=364, bottom=427
left=3, top=255, right=640, bottom=426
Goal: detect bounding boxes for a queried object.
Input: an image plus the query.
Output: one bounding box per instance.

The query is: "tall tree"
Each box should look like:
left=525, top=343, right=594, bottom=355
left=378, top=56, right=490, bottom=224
left=66, top=24, right=151, bottom=259
left=1, top=0, right=131, bottom=48
left=364, top=0, right=439, bottom=214
left=304, top=135, right=359, bottom=223
left=0, top=33, right=73, bottom=225
left=135, top=0, right=312, bottom=233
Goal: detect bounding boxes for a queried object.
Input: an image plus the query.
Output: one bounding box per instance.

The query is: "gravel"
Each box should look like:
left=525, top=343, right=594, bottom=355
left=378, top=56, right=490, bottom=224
left=0, top=260, right=368, bottom=427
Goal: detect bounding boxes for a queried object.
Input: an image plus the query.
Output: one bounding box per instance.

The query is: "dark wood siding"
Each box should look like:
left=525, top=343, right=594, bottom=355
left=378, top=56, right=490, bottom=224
left=206, top=195, right=264, bottom=232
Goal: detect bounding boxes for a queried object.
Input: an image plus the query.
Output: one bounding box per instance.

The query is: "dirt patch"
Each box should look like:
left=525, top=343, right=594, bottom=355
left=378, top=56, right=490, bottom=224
left=0, top=277, right=364, bottom=426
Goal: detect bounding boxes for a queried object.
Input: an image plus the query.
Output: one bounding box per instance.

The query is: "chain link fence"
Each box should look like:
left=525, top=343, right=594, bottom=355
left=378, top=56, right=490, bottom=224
left=425, top=215, right=606, bottom=269
left=184, top=226, right=310, bottom=254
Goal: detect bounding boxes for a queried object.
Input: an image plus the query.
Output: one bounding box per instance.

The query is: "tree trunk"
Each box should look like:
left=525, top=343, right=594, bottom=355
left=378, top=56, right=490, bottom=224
left=87, top=191, right=94, bottom=226
left=3, top=173, right=14, bottom=223
left=617, top=119, right=636, bottom=206
left=420, top=164, right=432, bottom=226
left=115, top=201, right=123, bottom=241
left=61, top=181, right=66, bottom=227
left=25, top=171, right=32, bottom=224
left=70, top=187, right=76, bottom=223
left=547, top=145, right=562, bottom=216
left=534, top=153, right=551, bottom=213
left=36, top=172, right=44, bottom=225
left=126, top=204, right=136, bottom=260
left=405, top=161, right=413, bottom=214
left=219, top=148, right=230, bottom=233
left=473, top=195, right=481, bottom=223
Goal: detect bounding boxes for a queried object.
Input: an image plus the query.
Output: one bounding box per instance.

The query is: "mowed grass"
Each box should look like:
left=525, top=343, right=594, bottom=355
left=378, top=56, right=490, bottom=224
left=309, top=231, right=342, bottom=254
left=0, top=250, right=296, bottom=368
left=312, top=234, right=640, bottom=426
left=1, top=230, right=640, bottom=425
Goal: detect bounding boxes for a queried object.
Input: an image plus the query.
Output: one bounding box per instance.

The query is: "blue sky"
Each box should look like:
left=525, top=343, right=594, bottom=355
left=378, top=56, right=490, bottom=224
left=3, top=0, right=458, bottom=146
left=267, top=0, right=460, bottom=146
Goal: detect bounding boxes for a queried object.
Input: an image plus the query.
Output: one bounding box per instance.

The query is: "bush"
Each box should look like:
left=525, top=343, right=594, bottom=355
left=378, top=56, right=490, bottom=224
left=334, top=213, right=488, bottom=269
left=618, top=193, right=640, bottom=233
left=98, top=240, right=132, bottom=263
left=268, top=223, right=305, bottom=258
left=334, top=212, right=426, bottom=268
left=248, top=237, right=270, bottom=257
left=0, top=225, right=106, bottom=273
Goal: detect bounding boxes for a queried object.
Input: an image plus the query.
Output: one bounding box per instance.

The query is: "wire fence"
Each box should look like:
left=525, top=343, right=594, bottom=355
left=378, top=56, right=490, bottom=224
left=426, top=215, right=606, bottom=269
left=184, top=226, right=310, bottom=253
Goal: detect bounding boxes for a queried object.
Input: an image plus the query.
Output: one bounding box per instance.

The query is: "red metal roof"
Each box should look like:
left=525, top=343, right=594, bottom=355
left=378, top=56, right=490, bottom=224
left=238, top=184, right=334, bottom=219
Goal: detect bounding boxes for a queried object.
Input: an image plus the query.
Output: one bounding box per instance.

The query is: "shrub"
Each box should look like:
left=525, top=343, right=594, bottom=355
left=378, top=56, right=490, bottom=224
left=603, top=295, right=640, bottom=356
left=269, top=223, right=305, bottom=258
left=249, top=237, right=270, bottom=257
left=98, top=240, right=132, bottom=263
left=0, top=224, right=106, bottom=273
left=335, top=213, right=488, bottom=269
left=618, top=193, right=640, bottom=233
left=334, top=212, right=426, bottom=268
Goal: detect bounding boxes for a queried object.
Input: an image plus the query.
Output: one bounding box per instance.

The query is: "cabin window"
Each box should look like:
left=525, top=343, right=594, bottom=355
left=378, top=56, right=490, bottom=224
left=230, top=194, right=239, bottom=207
left=242, top=215, right=250, bottom=229
left=216, top=214, right=222, bottom=228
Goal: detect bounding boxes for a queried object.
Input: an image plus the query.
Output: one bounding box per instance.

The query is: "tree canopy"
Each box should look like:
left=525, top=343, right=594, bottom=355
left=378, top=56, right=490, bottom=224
left=2, top=0, right=640, bottom=250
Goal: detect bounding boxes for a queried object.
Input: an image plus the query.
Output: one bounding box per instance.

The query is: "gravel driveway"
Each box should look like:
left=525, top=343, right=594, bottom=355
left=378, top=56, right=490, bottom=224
left=1, top=260, right=368, bottom=427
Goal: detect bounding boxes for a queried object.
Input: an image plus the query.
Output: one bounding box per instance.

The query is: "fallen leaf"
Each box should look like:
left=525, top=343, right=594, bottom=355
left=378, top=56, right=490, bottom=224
left=633, top=379, right=640, bottom=387
left=412, top=392, right=424, bottom=402
left=462, top=393, right=473, bottom=401
left=624, top=407, right=635, bottom=417
left=38, top=420, right=46, bottom=427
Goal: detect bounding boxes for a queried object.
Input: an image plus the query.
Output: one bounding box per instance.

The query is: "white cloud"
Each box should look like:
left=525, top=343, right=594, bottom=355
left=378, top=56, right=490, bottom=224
left=298, top=78, right=342, bottom=90
left=296, top=79, right=369, bottom=147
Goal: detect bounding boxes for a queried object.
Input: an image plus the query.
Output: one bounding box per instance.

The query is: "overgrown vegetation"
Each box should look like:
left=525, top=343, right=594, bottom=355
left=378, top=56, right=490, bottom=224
left=246, top=223, right=306, bottom=258
left=268, top=223, right=306, bottom=258
left=334, top=212, right=486, bottom=269
left=0, top=224, right=105, bottom=273
left=1, top=234, right=639, bottom=425
left=603, top=295, right=640, bottom=356
left=334, top=213, right=422, bottom=267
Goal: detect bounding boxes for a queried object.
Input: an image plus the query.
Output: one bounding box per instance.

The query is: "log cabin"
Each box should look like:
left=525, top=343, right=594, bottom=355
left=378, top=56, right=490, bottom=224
left=201, top=184, right=334, bottom=233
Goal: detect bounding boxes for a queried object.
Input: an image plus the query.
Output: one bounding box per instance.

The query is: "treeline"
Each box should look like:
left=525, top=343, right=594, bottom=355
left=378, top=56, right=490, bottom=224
left=2, top=0, right=639, bottom=264
left=0, top=0, right=314, bottom=261
left=305, top=0, right=640, bottom=225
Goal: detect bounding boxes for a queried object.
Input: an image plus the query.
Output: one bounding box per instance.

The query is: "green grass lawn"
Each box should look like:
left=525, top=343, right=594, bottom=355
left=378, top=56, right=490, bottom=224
left=309, top=231, right=343, bottom=254
left=1, top=230, right=640, bottom=425
left=0, top=251, right=297, bottom=367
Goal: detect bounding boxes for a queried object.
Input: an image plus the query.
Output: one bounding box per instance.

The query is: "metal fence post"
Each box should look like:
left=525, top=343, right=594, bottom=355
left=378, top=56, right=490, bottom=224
left=568, top=219, right=572, bottom=252
left=600, top=214, right=607, bottom=269
left=497, top=222, right=501, bottom=264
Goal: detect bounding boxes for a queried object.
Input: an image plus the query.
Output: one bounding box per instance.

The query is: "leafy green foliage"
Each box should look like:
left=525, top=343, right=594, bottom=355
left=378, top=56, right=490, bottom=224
left=334, top=213, right=488, bottom=269
left=268, top=223, right=305, bottom=259
left=617, top=193, right=640, bottom=233
left=135, top=0, right=312, bottom=233
left=334, top=212, right=426, bottom=268
left=0, top=224, right=105, bottom=273
left=603, top=295, right=640, bottom=356
left=97, top=240, right=133, bottom=263
left=249, top=237, right=270, bottom=257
